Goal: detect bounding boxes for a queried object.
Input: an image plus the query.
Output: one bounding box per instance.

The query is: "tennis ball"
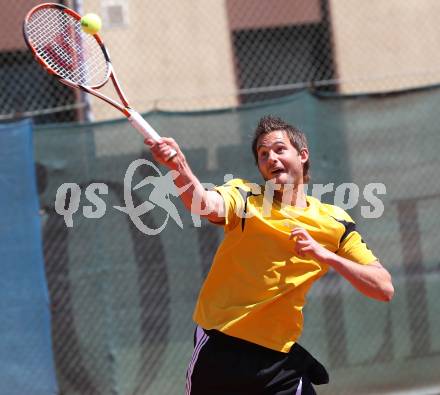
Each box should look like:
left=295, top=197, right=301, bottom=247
left=80, top=13, right=102, bottom=35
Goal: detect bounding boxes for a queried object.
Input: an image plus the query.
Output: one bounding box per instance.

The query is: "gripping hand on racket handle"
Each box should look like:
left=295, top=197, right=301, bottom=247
left=145, top=137, right=182, bottom=169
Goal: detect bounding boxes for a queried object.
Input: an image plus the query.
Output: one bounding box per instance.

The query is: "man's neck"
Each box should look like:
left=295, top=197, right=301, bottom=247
left=273, top=184, right=307, bottom=208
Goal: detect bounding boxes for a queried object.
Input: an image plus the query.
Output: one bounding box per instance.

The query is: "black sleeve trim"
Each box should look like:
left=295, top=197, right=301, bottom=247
left=235, top=187, right=260, bottom=231
left=332, top=217, right=356, bottom=244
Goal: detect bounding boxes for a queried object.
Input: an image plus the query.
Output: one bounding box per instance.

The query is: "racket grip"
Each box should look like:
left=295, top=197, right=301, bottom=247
left=127, top=110, right=177, bottom=160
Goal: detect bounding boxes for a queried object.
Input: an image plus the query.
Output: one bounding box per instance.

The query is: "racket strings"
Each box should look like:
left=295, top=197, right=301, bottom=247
left=25, top=8, right=109, bottom=87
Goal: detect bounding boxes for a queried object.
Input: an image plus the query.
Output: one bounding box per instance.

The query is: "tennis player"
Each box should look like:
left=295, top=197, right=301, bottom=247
left=145, top=115, right=394, bottom=395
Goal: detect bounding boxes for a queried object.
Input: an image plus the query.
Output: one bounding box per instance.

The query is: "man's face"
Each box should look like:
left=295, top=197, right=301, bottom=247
left=256, top=130, right=308, bottom=187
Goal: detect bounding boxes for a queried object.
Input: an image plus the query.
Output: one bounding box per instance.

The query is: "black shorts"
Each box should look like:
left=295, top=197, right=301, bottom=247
left=185, top=326, right=329, bottom=395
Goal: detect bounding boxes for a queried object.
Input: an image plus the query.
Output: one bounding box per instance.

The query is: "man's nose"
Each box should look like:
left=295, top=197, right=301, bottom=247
left=267, top=151, right=278, bottom=163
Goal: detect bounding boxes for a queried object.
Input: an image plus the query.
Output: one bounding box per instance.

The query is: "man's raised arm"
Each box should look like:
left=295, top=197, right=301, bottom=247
left=145, top=137, right=225, bottom=223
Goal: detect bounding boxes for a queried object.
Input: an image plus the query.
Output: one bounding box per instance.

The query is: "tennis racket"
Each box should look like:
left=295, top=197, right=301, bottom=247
left=23, top=2, right=176, bottom=159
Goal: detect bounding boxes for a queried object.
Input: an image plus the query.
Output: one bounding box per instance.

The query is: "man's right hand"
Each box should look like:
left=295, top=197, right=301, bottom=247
left=144, top=137, right=183, bottom=170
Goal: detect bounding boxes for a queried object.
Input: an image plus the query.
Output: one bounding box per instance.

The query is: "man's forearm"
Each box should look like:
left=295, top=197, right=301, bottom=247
left=146, top=137, right=225, bottom=220
left=172, top=156, right=224, bottom=219
left=324, top=254, right=394, bottom=302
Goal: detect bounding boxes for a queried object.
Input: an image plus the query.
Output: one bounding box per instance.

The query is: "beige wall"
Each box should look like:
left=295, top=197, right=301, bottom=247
left=5, top=1, right=440, bottom=118
left=0, top=0, right=47, bottom=51
left=329, top=0, right=440, bottom=94
left=84, top=0, right=238, bottom=119
left=226, top=0, right=321, bottom=30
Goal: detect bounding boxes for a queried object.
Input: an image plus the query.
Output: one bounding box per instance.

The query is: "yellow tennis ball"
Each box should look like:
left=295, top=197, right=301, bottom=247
left=80, top=13, right=102, bottom=35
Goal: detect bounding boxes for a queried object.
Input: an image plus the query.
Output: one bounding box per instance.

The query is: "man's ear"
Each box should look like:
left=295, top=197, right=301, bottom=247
left=299, top=148, right=309, bottom=164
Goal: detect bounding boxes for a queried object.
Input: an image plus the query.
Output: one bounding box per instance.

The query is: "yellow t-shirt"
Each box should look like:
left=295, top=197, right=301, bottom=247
left=193, top=178, right=377, bottom=353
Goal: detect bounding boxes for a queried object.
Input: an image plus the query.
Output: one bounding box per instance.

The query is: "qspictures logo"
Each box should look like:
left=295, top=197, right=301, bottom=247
left=54, top=159, right=387, bottom=235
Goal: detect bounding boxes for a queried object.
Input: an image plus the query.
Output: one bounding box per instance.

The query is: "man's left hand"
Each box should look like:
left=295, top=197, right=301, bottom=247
left=289, top=227, right=332, bottom=262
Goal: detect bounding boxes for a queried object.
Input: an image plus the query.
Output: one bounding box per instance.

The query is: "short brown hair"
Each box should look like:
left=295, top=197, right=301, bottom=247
left=252, top=115, right=310, bottom=183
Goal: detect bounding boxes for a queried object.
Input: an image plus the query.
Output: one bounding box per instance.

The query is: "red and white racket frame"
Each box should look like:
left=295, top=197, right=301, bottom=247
left=23, top=2, right=176, bottom=157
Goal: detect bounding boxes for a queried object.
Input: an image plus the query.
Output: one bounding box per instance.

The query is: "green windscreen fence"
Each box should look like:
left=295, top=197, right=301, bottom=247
left=33, top=88, right=440, bottom=395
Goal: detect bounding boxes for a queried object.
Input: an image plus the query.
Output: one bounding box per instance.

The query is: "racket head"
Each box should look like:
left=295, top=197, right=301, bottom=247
left=23, top=3, right=111, bottom=89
